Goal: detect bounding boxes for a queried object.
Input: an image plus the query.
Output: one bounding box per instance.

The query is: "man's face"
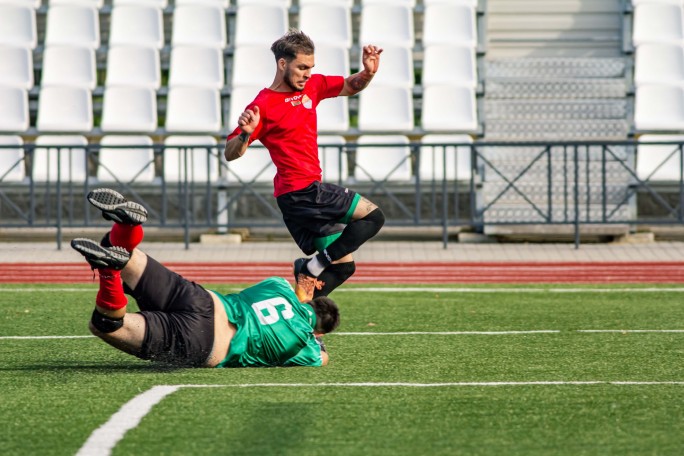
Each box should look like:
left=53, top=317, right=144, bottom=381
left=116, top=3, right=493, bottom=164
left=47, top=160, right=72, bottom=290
left=282, top=53, right=314, bottom=92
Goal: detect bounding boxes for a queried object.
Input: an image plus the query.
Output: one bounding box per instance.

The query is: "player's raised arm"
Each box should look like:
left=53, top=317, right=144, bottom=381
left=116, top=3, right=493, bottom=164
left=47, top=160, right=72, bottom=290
left=339, top=45, right=383, bottom=97
left=224, top=106, right=261, bottom=161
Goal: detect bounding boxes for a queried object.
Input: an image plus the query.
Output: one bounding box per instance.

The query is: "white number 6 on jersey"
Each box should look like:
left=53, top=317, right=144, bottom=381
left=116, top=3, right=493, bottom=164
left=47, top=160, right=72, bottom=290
left=252, top=297, right=295, bottom=325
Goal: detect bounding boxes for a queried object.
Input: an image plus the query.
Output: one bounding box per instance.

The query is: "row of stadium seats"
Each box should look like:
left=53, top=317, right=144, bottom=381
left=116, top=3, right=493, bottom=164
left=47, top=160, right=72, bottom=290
left=0, top=134, right=475, bottom=184
left=2, top=131, right=679, bottom=185
left=632, top=2, right=684, bottom=132
left=0, top=1, right=481, bottom=136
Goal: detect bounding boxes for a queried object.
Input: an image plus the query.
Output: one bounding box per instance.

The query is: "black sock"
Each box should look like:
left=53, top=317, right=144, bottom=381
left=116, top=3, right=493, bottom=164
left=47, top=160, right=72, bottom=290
left=90, top=308, right=124, bottom=333
left=314, top=262, right=356, bottom=298
left=100, top=231, right=112, bottom=248
left=316, top=208, right=385, bottom=266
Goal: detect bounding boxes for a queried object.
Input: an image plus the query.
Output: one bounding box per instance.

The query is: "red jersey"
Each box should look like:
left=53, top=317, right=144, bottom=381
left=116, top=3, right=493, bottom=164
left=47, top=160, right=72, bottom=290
left=227, top=74, right=345, bottom=197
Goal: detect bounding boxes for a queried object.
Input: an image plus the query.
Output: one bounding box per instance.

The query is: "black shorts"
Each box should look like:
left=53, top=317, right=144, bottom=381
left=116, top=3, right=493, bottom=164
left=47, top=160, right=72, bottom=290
left=125, top=255, right=215, bottom=367
left=277, top=181, right=361, bottom=255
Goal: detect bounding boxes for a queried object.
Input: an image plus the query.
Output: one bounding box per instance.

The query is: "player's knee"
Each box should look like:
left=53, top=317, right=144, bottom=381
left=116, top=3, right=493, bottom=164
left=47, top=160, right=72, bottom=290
left=364, top=207, right=385, bottom=234
left=90, top=309, right=124, bottom=334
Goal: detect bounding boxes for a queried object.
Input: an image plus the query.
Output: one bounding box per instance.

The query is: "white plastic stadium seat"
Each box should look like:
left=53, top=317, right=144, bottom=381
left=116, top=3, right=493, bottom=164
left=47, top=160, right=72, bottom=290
left=169, top=46, right=224, bottom=89
left=359, top=4, right=414, bottom=48
left=354, top=135, right=412, bottom=182
left=44, top=5, right=100, bottom=49
left=105, top=46, right=161, bottom=89
left=172, top=5, right=226, bottom=49
left=227, top=85, right=262, bottom=128
left=41, top=46, right=96, bottom=89
left=365, top=45, right=413, bottom=88
left=634, top=85, right=684, bottom=131
left=317, top=97, right=350, bottom=133
left=176, top=0, right=228, bottom=6
left=421, top=85, right=478, bottom=133
left=230, top=45, right=274, bottom=88
left=299, top=0, right=352, bottom=7
left=165, top=87, right=222, bottom=133
left=311, top=44, right=349, bottom=76
left=298, top=4, right=352, bottom=49
left=235, top=0, right=291, bottom=6
left=632, top=3, right=684, bottom=46
left=0, top=45, right=33, bottom=89
left=361, top=0, right=416, bottom=6
left=357, top=86, right=414, bottom=133
left=109, top=5, right=164, bottom=50
left=50, top=0, right=104, bottom=8
left=100, top=87, right=158, bottom=133
left=224, top=140, right=276, bottom=184
left=0, top=0, right=41, bottom=8
left=33, top=135, right=88, bottom=182
left=36, top=86, right=93, bottom=133
left=0, top=135, right=26, bottom=182
left=318, top=135, right=348, bottom=182
left=423, top=0, right=478, bottom=6
left=423, top=4, right=477, bottom=47
left=419, top=134, right=472, bottom=182
left=637, top=134, right=684, bottom=182
left=0, top=87, right=29, bottom=132
left=112, top=0, right=167, bottom=7
left=233, top=4, right=288, bottom=47
left=634, top=43, right=684, bottom=87
left=422, top=44, right=477, bottom=88
left=97, top=135, right=156, bottom=183
left=0, top=5, right=37, bottom=49
left=163, top=135, right=219, bottom=182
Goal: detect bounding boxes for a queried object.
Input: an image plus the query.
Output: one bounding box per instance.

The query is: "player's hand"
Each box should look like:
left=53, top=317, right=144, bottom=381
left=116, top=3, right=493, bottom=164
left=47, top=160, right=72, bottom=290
left=237, top=106, right=260, bottom=134
left=362, top=45, right=383, bottom=75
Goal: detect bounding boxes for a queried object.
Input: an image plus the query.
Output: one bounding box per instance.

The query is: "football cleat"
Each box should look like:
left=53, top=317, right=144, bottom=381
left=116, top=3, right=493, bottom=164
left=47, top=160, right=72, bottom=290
left=71, top=238, right=130, bottom=270
left=87, top=188, right=147, bottom=225
left=293, top=257, right=325, bottom=302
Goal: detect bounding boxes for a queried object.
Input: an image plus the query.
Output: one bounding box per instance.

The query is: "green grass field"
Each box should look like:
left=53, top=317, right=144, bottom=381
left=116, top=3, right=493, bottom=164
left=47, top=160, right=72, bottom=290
left=3, top=284, right=684, bottom=455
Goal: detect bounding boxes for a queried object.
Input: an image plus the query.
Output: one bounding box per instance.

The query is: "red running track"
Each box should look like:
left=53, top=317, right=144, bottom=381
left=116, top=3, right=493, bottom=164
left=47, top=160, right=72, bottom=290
left=1, top=262, right=684, bottom=284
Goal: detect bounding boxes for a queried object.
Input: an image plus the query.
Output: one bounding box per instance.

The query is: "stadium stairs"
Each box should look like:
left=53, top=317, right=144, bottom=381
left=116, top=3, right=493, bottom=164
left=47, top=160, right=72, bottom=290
left=479, top=0, right=635, bottom=240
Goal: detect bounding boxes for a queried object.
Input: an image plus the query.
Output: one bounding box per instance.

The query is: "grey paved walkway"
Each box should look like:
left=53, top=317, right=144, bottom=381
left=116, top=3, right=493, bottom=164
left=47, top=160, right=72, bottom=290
left=1, top=240, right=684, bottom=263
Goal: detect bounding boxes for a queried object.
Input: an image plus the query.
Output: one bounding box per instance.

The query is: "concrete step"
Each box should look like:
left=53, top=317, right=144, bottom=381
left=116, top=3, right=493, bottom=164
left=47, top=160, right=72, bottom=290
left=484, top=100, right=628, bottom=121
left=485, top=57, right=627, bottom=79
left=484, top=119, right=630, bottom=140
left=485, top=79, right=628, bottom=99
left=487, top=0, right=623, bottom=14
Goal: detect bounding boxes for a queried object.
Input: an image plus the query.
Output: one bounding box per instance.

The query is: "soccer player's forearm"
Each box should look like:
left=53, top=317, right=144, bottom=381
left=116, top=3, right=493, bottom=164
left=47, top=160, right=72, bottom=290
left=224, top=133, right=250, bottom=161
left=345, top=70, right=375, bottom=94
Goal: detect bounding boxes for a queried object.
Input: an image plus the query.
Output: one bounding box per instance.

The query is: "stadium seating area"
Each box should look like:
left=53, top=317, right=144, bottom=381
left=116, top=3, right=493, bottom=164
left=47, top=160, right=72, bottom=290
left=0, top=0, right=484, bottom=188
left=1, top=0, right=683, bottom=233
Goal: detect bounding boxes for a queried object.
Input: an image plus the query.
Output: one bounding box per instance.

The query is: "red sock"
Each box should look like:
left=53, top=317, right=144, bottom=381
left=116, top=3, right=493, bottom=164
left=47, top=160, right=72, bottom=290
left=109, top=223, right=144, bottom=252
left=96, top=269, right=128, bottom=310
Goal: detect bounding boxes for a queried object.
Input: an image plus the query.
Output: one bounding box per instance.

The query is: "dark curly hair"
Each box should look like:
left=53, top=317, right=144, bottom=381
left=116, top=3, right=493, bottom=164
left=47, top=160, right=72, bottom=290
left=309, top=296, right=340, bottom=334
left=271, top=29, right=315, bottom=62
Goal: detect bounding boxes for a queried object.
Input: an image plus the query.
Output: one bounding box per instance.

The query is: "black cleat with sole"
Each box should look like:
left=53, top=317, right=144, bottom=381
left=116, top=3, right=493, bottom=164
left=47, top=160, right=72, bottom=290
left=293, top=257, right=310, bottom=282
left=71, top=238, right=130, bottom=270
left=87, top=188, right=147, bottom=225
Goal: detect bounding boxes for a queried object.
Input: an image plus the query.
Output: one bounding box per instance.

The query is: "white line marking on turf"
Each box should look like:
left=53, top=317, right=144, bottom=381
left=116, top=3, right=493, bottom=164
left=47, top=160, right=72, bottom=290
left=336, top=330, right=560, bottom=335
left=76, top=385, right=180, bottom=456
left=0, top=335, right=95, bottom=340
left=78, top=380, right=684, bottom=455
left=9, top=329, right=684, bottom=340
left=4, top=287, right=684, bottom=293
left=577, top=330, right=684, bottom=333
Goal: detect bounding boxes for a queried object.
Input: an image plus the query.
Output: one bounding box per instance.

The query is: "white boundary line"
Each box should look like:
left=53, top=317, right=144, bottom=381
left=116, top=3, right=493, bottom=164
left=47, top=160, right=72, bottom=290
left=8, top=329, right=684, bottom=340
left=76, top=380, right=684, bottom=456
left=4, top=287, right=684, bottom=293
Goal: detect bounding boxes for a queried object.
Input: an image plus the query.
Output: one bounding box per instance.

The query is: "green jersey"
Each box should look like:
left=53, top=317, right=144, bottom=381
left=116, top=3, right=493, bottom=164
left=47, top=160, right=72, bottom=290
left=214, top=277, right=323, bottom=368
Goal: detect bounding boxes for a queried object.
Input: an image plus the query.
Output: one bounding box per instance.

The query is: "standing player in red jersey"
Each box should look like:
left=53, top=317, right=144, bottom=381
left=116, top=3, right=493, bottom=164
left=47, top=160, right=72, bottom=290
left=224, top=29, right=385, bottom=301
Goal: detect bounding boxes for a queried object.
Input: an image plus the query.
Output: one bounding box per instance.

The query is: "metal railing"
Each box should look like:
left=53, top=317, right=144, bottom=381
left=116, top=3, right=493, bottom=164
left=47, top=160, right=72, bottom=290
left=0, top=139, right=682, bottom=249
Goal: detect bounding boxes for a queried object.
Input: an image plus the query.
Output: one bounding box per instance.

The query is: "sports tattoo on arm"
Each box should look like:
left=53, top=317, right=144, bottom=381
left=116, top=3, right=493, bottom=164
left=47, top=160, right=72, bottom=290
left=348, top=72, right=374, bottom=92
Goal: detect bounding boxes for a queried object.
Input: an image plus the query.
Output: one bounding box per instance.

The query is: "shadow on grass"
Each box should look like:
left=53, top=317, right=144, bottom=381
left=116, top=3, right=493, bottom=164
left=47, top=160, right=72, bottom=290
left=0, top=362, right=186, bottom=374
